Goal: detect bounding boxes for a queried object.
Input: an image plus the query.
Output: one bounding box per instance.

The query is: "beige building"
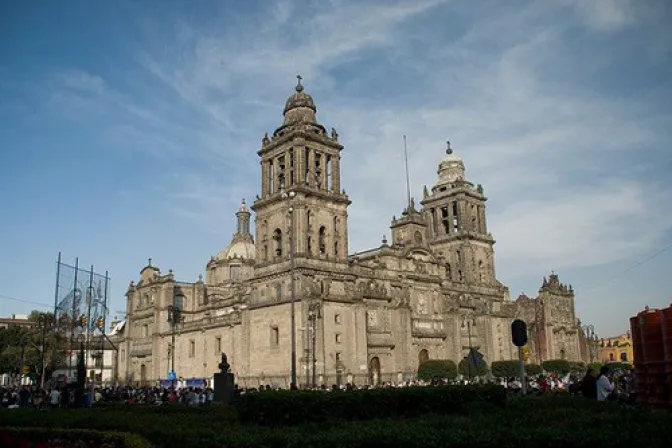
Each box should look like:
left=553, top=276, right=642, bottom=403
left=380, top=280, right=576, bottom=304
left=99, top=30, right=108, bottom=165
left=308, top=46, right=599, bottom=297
left=117, top=78, right=585, bottom=387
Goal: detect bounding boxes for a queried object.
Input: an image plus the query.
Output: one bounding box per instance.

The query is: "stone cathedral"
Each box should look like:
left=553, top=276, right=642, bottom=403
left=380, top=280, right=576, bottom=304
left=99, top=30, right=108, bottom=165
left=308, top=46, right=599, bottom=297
left=117, top=78, right=587, bottom=386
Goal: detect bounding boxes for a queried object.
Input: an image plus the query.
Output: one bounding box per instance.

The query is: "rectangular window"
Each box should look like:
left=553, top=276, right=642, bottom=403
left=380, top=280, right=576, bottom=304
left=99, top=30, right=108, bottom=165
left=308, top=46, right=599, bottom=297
left=189, top=340, right=195, bottom=358
left=620, top=352, right=628, bottom=362
left=335, top=352, right=342, bottom=362
left=335, top=333, right=342, bottom=344
left=271, top=326, right=279, bottom=346
left=215, top=337, right=222, bottom=353
left=334, top=314, right=341, bottom=324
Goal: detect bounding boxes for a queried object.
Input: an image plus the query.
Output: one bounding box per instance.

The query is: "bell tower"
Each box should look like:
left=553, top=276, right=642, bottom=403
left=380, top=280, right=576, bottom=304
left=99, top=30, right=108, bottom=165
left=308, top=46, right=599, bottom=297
left=251, top=76, right=351, bottom=267
left=421, top=142, right=496, bottom=285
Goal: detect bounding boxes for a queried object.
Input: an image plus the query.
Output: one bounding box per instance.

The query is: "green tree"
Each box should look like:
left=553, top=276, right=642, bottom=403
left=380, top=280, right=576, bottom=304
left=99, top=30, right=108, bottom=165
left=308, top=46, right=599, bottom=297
left=418, top=360, right=458, bottom=381
left=0, top=311, right=67, bottom=381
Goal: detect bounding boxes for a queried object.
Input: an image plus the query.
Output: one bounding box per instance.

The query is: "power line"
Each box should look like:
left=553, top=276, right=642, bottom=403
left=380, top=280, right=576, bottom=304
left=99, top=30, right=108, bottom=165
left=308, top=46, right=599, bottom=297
left=0, top=293, right=53, bottom=309
left=583, top=241, right=672, bottom=291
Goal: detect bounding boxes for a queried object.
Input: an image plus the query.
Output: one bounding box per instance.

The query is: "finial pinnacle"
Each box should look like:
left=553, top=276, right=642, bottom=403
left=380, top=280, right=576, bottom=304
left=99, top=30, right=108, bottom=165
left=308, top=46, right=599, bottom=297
left=148, top=258, right=152, bottom=267
left=296, top=74, right=303, bottom=92
left=446, top=140, right=452, bottom=155
left=242, top=198, right=246, bottom=205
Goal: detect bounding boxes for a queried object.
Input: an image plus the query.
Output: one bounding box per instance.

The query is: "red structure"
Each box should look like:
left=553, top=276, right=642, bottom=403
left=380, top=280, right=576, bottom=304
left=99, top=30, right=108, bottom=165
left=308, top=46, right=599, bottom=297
left=630, top=305, right=672, bottom=409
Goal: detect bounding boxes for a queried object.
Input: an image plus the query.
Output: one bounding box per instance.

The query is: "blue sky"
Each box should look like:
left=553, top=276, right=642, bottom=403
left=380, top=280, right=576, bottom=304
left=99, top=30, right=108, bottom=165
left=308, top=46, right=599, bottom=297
left=1, top=0, right=671, bottom=338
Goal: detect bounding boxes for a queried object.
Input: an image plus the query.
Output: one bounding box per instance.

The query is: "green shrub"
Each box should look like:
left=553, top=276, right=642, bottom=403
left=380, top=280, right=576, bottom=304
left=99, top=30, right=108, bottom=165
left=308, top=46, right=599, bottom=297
left=417, top=359, right=457, bottom=381
left=542, top=359, right=571, bottom=374
left=569, top=361, right=586, bottom=372
left=3, top=396, right=672, bottom=448
left=603, top=362, right=633, bottom=371
left=236, top=384, right=507, bottom=426
left=0, top=427, right=151, bottom=448
left=491, top=360, right=521, bottom=377
left=524, top=363, right=542, bottom=375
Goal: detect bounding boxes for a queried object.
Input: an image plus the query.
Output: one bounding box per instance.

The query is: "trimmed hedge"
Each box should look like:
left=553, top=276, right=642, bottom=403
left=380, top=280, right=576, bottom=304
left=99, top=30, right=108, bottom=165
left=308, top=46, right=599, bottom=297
left=524, top=363, right=542, bottom=375
left=2, top=396, right=672, bottom=448
left=542, top=359, right=571, bottom=374
left=417, top=359, right=458, bottom=381
left=236, top=384, right=507, bottom=426
left=0, top=427, right=151, bottom=448
left=458, top=358, right=489, bottom=377
left=491, top=360, right=521, bottom=377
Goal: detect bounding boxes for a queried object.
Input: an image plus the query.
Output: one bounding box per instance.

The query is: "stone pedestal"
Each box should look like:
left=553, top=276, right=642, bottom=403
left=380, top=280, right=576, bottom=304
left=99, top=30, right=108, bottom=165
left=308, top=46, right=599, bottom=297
left=214, top=352, right=234, bottom=405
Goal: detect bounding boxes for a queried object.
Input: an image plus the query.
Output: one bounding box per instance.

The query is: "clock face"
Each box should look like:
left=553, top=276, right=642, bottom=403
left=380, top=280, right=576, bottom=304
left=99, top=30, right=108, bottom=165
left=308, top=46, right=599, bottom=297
left=414, top=231, right=423, bottom=243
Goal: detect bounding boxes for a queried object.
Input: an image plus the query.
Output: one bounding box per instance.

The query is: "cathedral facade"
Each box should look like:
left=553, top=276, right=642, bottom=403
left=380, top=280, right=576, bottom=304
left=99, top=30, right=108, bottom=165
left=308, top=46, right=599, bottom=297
left=117, top=79, right=586, bottom=387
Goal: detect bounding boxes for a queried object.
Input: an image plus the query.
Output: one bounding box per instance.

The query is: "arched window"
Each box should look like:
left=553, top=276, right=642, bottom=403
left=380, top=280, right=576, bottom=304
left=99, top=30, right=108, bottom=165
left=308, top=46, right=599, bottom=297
left=458, top=270, right=463, bottom=282
left=318, top=226, right=327, bottom=255
left=478, top=260, right=485, bottom=282
left=273, top=229, right=283, bottom=257
left=263, top=244, right=268, bottom=261
left=445, top=263, right=452, bottom=280
left=456, top=250, right=462, bottom=263
left=333, top=216, right=338, bottom=234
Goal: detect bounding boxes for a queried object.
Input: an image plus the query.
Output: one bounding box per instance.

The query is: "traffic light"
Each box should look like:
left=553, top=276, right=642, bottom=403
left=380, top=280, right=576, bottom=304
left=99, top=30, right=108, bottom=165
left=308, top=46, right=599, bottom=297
left=511, top=319, right=528, bottom=347
left=80, top=314, right=87, bottom=328
left=96, top=316, right=105, bottom=330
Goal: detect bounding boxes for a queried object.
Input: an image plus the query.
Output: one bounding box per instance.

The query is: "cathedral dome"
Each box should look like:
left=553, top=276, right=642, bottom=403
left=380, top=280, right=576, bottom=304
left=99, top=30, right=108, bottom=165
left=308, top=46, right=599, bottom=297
left=283, top=75, right=316, bottom=114
left=436, top=141, right=466, bottom=185
left=216, top=240, right=256, bottom=261
left=282, top=75, right=317, bottom=126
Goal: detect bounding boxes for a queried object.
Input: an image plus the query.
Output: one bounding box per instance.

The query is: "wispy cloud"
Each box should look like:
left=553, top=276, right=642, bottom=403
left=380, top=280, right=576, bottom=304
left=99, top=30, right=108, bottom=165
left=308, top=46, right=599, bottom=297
left=11, top=0, right=670, bottom=333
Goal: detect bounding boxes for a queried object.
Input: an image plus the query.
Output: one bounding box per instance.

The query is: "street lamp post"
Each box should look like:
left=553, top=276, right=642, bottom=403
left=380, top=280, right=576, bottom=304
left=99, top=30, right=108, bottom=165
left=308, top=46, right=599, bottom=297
left=308, top=301, right=322, bottom=388
left=282, top=190, right=297, bottom=388
left=581, top=324, right=597, bottom=364
left=167, top=304, right=182, bottom=387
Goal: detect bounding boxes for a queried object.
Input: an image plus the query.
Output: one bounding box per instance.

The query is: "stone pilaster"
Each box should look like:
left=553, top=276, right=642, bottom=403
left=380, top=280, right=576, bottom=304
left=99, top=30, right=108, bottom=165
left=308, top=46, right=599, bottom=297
left=332, top=155, right=341, bottom=193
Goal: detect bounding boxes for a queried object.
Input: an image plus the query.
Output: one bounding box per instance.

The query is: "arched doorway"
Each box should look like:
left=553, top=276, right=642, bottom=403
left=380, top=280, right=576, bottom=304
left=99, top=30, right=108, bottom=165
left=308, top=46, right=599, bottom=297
left=419, top=349, right=429, bottom=365
left=369, top=357, right=381, bottom=386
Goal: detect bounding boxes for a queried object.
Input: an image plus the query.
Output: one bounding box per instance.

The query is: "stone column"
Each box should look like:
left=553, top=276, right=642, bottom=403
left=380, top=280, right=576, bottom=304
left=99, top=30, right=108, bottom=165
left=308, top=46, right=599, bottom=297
left=273, top=156, right=280, bottom=194
left=261, top=161, right=269, bottom=198
left=308, top=149, right=316, bottom=187
left=295, top=145, right=305, bottom=186
left=324, top=154, right=330, bottom=190
left=478, top=205, right=487, bottom=234
left=447, top=203, right=454, bottom=234
left=458, top=200, right=467, bottom=231
left=332, top=155, right=341, bottom=194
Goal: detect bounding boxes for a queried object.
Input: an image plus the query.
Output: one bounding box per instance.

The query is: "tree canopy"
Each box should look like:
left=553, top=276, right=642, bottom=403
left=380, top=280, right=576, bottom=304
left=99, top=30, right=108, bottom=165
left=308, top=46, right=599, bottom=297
left=0, top=311, right=66, bottom=378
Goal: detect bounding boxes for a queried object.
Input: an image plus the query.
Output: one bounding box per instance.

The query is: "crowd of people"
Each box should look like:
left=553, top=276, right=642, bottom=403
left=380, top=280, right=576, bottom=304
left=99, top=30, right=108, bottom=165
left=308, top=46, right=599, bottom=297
left=1, top=367, right=635, bottom=409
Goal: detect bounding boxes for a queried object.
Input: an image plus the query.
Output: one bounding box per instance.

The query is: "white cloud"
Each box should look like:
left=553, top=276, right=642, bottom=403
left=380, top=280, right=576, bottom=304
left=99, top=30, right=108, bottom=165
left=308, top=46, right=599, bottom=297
left=40, top=0, right=672, bottom=283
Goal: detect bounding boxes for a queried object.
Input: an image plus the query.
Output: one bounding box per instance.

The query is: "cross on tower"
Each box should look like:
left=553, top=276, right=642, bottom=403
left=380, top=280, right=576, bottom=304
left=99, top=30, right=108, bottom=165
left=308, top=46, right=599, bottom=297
left=296, top=74, right=303, bottom=92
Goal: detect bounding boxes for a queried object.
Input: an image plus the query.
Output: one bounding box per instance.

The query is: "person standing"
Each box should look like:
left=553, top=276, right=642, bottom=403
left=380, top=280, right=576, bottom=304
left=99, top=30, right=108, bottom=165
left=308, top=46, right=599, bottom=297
left=596, top=367, right=614, bottom=402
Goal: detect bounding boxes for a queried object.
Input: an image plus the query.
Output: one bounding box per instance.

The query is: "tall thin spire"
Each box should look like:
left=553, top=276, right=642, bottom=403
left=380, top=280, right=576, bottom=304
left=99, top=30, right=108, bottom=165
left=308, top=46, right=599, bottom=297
left=403, top=135, right=411, bottom=210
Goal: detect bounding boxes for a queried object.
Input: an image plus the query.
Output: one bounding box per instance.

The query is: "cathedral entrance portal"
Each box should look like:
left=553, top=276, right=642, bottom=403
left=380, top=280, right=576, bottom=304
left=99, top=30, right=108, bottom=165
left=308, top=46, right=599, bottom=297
left=369, top=357, right=381, bottom=386
left=419, top=349, right=429, bottom=365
